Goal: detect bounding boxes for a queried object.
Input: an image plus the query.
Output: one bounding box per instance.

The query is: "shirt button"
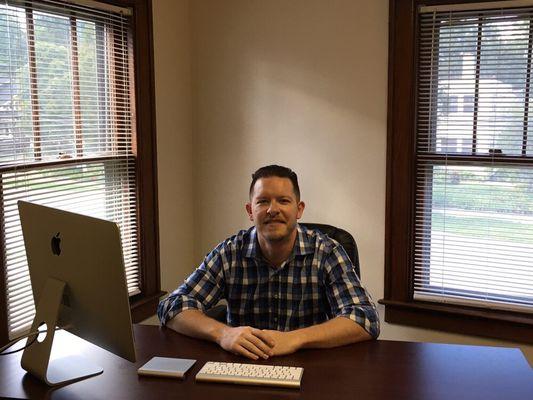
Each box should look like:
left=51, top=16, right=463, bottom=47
left=274, top=294, right=278, bottom=299
left=273, top=317, right=278, bottom=322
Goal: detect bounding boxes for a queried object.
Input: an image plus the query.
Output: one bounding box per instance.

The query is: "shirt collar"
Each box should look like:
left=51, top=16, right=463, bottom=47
left=293, top=224, right=316, bottom=257
left=244, top=224, right=315, bottom=260
left=244, top=227, right=258, bottom=259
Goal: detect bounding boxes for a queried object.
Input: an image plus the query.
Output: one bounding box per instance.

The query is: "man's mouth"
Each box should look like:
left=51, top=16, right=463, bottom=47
left=265, top=220, right=285, bottom=225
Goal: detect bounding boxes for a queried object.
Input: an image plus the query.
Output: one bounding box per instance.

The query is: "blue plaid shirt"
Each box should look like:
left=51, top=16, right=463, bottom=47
left=158, top=224, right=380, bottom=338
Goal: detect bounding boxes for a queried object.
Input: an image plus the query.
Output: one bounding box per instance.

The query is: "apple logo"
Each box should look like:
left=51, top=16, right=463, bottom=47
left=51, top=232, right=61, bottom=256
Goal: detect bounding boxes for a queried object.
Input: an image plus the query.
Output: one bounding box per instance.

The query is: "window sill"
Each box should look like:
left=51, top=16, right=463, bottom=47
left=379, top=299, right=533, bottom=344
left=130, top=291, right=166, bottom=323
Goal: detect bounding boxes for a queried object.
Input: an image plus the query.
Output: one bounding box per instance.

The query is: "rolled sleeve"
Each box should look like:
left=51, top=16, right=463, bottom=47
left=324, top=246, right=380, bottom=339
left=157, top=246, right=226, bottom=326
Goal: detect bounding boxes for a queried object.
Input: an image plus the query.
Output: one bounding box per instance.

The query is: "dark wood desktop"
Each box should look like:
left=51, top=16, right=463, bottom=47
left=1, top=324, right=532, bottom=400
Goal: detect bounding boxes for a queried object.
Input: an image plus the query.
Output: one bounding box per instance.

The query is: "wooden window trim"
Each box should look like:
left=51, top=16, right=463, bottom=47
left=97, top=0, right=164, bottom=322
left=380, top=0, right=533, bottom=344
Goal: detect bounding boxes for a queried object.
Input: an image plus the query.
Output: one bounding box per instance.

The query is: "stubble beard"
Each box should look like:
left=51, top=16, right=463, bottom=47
left=260, top=220, right=297, bottom=243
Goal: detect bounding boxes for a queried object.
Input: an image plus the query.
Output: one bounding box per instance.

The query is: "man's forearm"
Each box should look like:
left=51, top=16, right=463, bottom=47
left=292, top=316, right=372, bottom=350
left=167, top=311, right=372, bottom=358
left=263, top=316, right=372, bottom=356
left=166, top=309, right=276, bottom=360
left=166, top=309, right=227, bottom=344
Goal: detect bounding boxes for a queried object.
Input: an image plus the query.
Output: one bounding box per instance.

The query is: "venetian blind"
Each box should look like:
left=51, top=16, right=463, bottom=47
left=0, top=0, right=140, bottom=339
left=414, top=2, right=533, bottom=312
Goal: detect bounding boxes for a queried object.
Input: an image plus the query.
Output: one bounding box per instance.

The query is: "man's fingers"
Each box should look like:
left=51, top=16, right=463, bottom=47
left=239, top=337, right=270, bottom=359
left=245, top=332, right=274, bottom=356
left=252, top=329, right=276, bottom=347
left=218, top=326, right=277, bottom=359
left=246, top=335, right=272, bottom=359
left=235, top=344, right=260, bottom=360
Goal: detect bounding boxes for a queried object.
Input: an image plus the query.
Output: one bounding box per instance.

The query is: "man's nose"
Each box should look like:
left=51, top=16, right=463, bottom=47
left=267, top=201, right=280, bottom=215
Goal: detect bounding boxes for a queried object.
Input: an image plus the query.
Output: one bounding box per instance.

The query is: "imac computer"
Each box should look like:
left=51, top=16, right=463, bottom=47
left=17, top=200, right=136, bottom=386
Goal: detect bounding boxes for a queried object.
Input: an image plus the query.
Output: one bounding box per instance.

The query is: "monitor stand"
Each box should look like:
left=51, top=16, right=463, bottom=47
left=21, top=277, right=103, bottom=386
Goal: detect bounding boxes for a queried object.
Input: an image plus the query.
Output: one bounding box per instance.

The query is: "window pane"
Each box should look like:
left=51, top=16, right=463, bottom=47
left=432, top=17, right=531, bottom=155
left=417, top=165, right=533, bottom=306
left=477, top=18, right=529, bottom=156
left=435, top=22, right=478, bottom=154
left=3, top=160, right=139, bottom=337
left=34, top=11, right=75, bottom=158
left=78, top=19, right=108, bottom=155
left=0, top=5, right=33, bottom=162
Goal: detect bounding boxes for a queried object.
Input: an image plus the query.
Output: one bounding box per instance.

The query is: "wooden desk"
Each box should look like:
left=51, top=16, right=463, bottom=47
left=1, top=324, right=532, bottom=399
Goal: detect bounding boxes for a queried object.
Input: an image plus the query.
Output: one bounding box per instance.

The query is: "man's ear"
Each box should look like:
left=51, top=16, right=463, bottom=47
left=296, top=201, right=305, bottom=220
left=245, top=203, right=254, bottom=221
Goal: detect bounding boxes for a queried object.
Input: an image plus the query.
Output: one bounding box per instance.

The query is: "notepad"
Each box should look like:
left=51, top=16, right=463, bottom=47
left=137, top=357, right=196, bottom=379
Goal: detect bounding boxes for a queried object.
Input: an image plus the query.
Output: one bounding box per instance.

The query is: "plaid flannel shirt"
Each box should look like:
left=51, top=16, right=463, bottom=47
left=157, top=224, right=380, bottom=338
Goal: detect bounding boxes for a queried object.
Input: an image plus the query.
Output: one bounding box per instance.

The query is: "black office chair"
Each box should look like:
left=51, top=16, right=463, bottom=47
left=300, top=223, right=360, bottom=278
left=205, top=223, right=360, bottom=322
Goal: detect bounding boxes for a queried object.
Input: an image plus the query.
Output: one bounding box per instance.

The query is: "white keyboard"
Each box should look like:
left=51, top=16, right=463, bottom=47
left=195, top=361, right=303, bottom=389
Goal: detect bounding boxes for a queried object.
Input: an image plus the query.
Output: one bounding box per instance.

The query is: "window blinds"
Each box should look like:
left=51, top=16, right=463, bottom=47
left=414, top=4, right=533, bottom=312
left=0, top=0, right=139, bottom=339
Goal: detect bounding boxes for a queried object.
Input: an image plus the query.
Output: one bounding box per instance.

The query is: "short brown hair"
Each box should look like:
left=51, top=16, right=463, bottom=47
left=249, top=165, right=300, bottom=200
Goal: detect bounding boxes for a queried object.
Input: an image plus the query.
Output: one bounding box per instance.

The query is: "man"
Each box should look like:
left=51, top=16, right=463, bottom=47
left=158, top=165, right=379, bottom=360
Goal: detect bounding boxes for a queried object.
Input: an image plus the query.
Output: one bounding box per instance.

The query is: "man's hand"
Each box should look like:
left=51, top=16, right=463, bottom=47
left=217, top=326, right=275, bottom=360
left=169, top=310, right=371, bottom=360
left=261, top=330, right=301, bottom=356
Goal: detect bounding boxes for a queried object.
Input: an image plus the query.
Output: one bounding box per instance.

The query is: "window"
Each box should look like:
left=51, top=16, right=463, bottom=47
left=0, top=0, right=160, bottom=345
left=382, top=0, right=533, bottom=343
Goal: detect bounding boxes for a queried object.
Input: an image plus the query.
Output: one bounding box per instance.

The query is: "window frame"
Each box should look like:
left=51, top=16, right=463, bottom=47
left=380, top=0, right=533, bottom=344
left=0, top=0, right=162, bottom=347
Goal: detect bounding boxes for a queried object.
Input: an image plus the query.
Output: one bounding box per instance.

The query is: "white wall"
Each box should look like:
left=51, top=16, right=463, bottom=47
left=152, top=0, right=194, bottom=293
left=151, top=0, right=533, bottom=365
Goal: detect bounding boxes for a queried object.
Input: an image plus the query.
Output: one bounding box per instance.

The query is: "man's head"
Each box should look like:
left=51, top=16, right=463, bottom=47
left=246, top=165, right=305, bottom=243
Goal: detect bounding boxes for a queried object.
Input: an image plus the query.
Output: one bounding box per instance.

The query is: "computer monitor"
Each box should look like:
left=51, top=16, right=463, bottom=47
left=17, top=200, right=136, bottom=386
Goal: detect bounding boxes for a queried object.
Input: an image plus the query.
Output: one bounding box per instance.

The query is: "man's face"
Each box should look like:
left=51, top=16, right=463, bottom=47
left=246, top=177, right=305, bottom=243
